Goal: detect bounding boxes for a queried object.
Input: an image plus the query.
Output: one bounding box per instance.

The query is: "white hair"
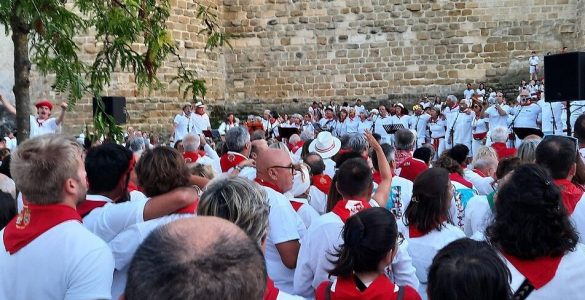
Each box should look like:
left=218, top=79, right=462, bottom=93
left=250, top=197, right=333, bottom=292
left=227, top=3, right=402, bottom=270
left=491, top=127, right=509, bottom=143
left=183, top=133, right=201, bottom=152
left=446, top=95, right=458, bottom=103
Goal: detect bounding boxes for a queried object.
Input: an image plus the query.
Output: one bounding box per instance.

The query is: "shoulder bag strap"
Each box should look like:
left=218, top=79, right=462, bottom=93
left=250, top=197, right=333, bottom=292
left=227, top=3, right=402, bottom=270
left=325, top=281, right=333, bottom=300
left=512, top=278, right=535, bottom=300
left=397, top=285, right=405, bottom=300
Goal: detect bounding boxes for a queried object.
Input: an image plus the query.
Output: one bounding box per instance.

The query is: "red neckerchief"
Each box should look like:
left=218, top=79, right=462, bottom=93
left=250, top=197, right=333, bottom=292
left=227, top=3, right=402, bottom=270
left=263, top=277, right=280, bottom=300
left=491, top=143, right=517, bottom=160
left=220, top=152, right=247, bottom=172
left=395, top=150, right=413, bottom=166
left=449, top=173, right=473, bottom=188
left=323, top=274, right=396, bottom=299
left=255, top=178, right=284, bottom=193
left=269, top=118, right=277, bottom=125
left=554, top=179, right=583, bottom=215
left=312, top=174, right=332, bottom=194
left=289, top=141, right=304, bottom=154
left=451, top=105, right=459, bottom=111
left=290, top=200, right=304, bottom=212
left=175, top=200, right=198, bottom=214
left=473, top=169, right=487, bottom=178
left=183, top=151, right=200, bottom=164
left=3, top=203, right=82, bottom=254
left=502, top=252, right=562, bottom=289
left=408, top=225, right=427, bottom=238
left=331, top=199, right=371, bottom=223
left=77, top=200, right=108, bottom=218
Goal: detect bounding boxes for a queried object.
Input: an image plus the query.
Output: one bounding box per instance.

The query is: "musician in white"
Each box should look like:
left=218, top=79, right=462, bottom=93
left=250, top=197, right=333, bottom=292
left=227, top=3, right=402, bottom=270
left=428, top=107, right=447, bottom=159
left=372, top=105, right=394, bottom=144
left=446, top=98, right=474, bottom=152
left=484, top=92, right=510, bottom=146
left=408, top=105, right=431, bottom=148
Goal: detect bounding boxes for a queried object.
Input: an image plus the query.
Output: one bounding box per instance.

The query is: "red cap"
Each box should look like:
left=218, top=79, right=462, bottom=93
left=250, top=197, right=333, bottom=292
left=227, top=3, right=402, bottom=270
left=397, top=157, right=428, bottom=182
left=35, top=100, right=53, bottom=110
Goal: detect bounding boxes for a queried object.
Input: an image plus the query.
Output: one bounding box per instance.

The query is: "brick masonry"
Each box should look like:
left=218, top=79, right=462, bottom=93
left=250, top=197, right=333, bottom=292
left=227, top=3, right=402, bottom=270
left=0, top=0, right=584, bottom=137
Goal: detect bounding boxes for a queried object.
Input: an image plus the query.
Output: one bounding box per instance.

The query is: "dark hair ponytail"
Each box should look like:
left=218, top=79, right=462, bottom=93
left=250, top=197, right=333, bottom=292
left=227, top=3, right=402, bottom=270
left=329, top=208, right=398, bottom=278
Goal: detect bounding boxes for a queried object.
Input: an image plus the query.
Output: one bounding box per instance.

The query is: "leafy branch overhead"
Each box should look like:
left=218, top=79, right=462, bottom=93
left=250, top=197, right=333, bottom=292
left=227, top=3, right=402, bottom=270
left=1, top=0, right=228, bottom=102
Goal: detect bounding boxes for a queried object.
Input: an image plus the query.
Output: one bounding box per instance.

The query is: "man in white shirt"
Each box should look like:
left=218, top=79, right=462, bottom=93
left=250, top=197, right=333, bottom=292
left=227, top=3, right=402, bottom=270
left=191, top=101, right=211, bottom=134
left=173, top=103, right=193, bottom=141
left=182, top=133, right=221, bottom=174
left=446, top=99, right=474, bottom=152
left=108, top=147, right=198, bottom=299
left=463, top=83, right=475, bottom=100
left=372, top=105, right=393, bottom=144
left=409, top=105, right=431, bottom=148
left=354, top=98, right=366, bottom=115
left=528, top=51, right=540, bottom=81
left=356, top=111, right=372, bottom=134
left=220, top=126, right=256, bottom=180
left=0, top=95, right=67, bottom=138
left=510, top=94, right=542, bottom=145
left=123, top=217, right=267, bottom=300
left=255, top=148, right=307, bottom=293
left=484, top=92, right=510, bottom=146
left=0, top=134, right=114, bottom=300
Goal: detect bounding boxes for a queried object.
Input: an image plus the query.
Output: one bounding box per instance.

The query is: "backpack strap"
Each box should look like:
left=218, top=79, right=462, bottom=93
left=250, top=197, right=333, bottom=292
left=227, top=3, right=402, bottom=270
left=512, top=278, right=535, bottom=300
left=397, top=285, right=405, bottom=300
left=325, top=281, right=333, bottom=300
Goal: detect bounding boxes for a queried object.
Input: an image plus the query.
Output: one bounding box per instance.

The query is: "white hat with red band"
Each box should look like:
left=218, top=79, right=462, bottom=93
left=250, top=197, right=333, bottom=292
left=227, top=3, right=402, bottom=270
left=308, top=131, right=341, bottom=159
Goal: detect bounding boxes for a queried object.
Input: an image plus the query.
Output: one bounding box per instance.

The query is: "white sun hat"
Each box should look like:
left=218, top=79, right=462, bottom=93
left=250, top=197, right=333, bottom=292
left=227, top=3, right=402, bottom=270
left=309, top=131, right=341, bottom=159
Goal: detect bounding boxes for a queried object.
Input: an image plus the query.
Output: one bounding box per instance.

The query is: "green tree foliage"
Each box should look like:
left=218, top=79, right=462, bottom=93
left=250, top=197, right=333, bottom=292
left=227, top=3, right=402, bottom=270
left=0, top=0, right=230, bottom=142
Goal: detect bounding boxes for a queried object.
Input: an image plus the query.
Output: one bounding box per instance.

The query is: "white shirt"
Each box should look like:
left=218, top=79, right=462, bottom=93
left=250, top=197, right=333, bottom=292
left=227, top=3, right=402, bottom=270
left=192, top=113, right=211, bottom=134
left=0, top=221, right=114, bottom=300
left=538, top=100, right=564, bottom=134
left=293, top=208, right=419, bottom=298
left=290, top=198, right=319, bottom=229
left=218, top=121, right=237, bottom=136
left=378, top=176, right=413, bottom=222
left=450, top=181, right=479, bottom=231
left=5, top=137, right=17, bottom=151
left=29, top=115, right=59, bottom=137
left=485, top=105, right=510, bottom=131
left=308, top=185, right=328, bottom=215
left=345, top=117, right=360, bottom=134
left=355, top=105, right=366, bottom=115
left=529, top=55, right=540, bottom=66
left=510, top=103, right=542, bottom=129
left=109, top=214, right=193, bottom=300
left=446, top=110, right=475, bottom=147
left=409, top=113, right=431, bottom=141
left=324, top=158, right=336, bottom=178
left=463, top=89, right=475, bottom=100
left=504, top=243, right=585, bottom=299
left=569, top=194, right=585, bottom=243
left=463, top=195, right=493, bottom=237
left=463, top=169, right=495, bottom=196
left=173, top=113, right=193, bottom=140
left=196, top=144, right=222, bottom=174
left=428, top=118, right=447, bottom=138
left=399, top=222, right=465, bottom=298
left=472, top=117, right=489, bottom=135
left=373, top=116, right=393, bottom=144
left=82, top=191, right=149, bottom=242
left=262, top=186, right=307, bottom=294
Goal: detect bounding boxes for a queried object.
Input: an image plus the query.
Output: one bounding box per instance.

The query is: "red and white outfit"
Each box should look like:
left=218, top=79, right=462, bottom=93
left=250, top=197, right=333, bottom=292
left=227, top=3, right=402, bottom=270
left=446, top=110, right=475, bottom=152
left=555, top=179, right=585, bottom=243
left=220, top=151, right=256, bottom=180
left=80, top=191, right=150, bottom=242
left=397, top=157, right=428, bottom=183
left=398, top=221, right=465, bottom=298
left=185, top=144, right=221, bottom=174
left=315, top=274, right=421, bottom=300
left=501, top=243, right=585, bottom=299
left=464, top=168, right=495, bottom=196
left=409, top=113, right=431, bottom=148
left=0, top=203, right=114, bottom=299
left=308, top=174, right=333, bottom=215
left=471, top=116, right=488, bottom=157
left=256, top=179, right=307, bottom=294
left=428, top=117, right=447, bottom=159
left=294, top=199, right=419, bottom=298
left=29, top=115, right=59, bottom=137
left=173, top=113, right=193, bottom=141
left=109, top=211, right=196, bottom=299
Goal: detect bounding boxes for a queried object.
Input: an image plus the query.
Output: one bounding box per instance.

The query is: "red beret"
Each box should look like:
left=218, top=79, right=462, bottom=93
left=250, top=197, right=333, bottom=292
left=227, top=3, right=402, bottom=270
left=35, top=100, right=53, bottom=110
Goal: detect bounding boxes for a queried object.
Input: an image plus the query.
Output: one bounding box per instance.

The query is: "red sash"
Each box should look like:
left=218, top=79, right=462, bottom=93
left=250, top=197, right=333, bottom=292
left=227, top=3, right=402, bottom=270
left=312, top=174, right=332, bottom=194
left=3, top=203, right=82, bottom=254
left=263, top=277, right=280, bottom=300
left=502, top=252, right=562, bottom=289
left=554, top=179, right=583, bottom=215
left=77, top=200, right=108, bottom=218
left=220, top=152, right=247, bottom=172
left=183, top=151, right=200, bottom=164
left=472, top=132, right=487, bottom=140
left=255, top=178, right=284, bottom=193
left=331, top=199, right=371, bottom=223
left=449, top=173, right=473, bottom=188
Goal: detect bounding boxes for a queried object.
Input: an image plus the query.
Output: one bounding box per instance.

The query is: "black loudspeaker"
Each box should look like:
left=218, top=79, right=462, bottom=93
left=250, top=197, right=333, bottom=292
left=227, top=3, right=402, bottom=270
left=92, top=96, right=126, bottom=125
left=544, top=52, right=585, bottom=102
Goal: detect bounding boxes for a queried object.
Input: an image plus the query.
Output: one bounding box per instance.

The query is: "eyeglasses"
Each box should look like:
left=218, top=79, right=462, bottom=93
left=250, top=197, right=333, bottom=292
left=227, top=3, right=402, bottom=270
left=269, top=164, right=296, bottom=175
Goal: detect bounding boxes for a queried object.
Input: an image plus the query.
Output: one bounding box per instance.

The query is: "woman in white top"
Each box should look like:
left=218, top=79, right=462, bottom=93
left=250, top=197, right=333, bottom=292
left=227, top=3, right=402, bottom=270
left=428, top=107, right=447, bottom=160
left=471, top=103, right=489, bottom=158
left=486, top=164, right=585, bottom=299
left=476, top=83, right=486, bottom=102
left=399, top=168, right=465, bottom=299
left=218, top=113, right=238, bottom=139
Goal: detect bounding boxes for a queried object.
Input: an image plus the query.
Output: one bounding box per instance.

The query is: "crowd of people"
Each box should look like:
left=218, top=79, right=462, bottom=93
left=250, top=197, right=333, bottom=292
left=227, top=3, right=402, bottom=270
left=2, top=75, right=585, bottom=299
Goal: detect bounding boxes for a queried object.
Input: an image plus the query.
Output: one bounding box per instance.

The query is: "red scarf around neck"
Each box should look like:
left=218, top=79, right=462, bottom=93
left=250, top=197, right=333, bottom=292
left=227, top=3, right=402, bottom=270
left=472, top=169, right=487, bottom=178
left=312, top=174, right=332, bottom=194
left=554, top=179, right=583, bottom=215
left=255, top=178, right=284, bottom=193
left=331, top=199, right=371, bottom=223
left=77, top=200, right=108, bottom=218
left=175, top=201, right=198, bottom=214
left=183, top=151, right=200, bottom=164
left=220, top=152, right=247, bottom=172
left=449, top=172, right=473, bottom=188
left=502, top=252, right=563, bottom=289
left=3, top=203, right=82, bottom=254
left=263, top=277, right=280, bottom=300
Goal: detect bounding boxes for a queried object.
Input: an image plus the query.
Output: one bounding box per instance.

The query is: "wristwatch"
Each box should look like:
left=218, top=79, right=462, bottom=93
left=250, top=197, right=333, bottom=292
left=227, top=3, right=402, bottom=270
left=234, top=165, right=243, bottom=171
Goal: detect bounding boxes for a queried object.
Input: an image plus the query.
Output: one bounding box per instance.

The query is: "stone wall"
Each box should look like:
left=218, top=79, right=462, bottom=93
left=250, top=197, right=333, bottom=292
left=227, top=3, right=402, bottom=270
left=1, top=0, right=585, bottom=136
left=223, top=0, right=584, bottom=113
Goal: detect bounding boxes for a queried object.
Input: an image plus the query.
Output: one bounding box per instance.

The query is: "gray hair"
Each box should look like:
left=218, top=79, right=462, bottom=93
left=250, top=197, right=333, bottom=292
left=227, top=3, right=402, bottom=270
left=472, top=146, right=498, bottom=163
left=517, top=138, right=542, bottom=163
left=446, top=95, right=458, bottom=103
left=383, top=143, right=397, bottom=163
left=129, top=137, right=146, bottom=153
left=491, top=127, right=509, bottom=143
left=197, top=177, right=269, bottom=245
left=394, top=129, right=415, bottom=150
left=183, top=133, right=201, bottom=152
left=225, top=126, right=250, bottom=152
left=291, top=113, right=302, bottom=120
left=473, top=158, right=498, bottom=172
left=300, top=129, right=314, bottom=141
left=347, top=133, right=368, bottom=153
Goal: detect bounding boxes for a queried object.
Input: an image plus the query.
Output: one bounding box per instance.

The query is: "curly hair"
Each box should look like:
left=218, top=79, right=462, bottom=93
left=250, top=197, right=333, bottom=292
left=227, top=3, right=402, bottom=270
left=486, top=164, right=578, bottom=259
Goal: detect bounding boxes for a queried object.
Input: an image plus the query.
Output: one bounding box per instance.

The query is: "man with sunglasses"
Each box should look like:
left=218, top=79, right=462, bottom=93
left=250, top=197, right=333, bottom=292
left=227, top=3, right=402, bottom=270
left=255, top=148, right=306, bottom=294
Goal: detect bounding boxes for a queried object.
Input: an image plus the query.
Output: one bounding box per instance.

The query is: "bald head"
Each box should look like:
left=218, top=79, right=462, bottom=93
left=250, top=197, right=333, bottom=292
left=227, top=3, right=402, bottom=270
left=256, top=148, right=295, bottom=193
left=250, top=139, right=268, bottom=160
left=125, top=217, right=266, bottom=300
